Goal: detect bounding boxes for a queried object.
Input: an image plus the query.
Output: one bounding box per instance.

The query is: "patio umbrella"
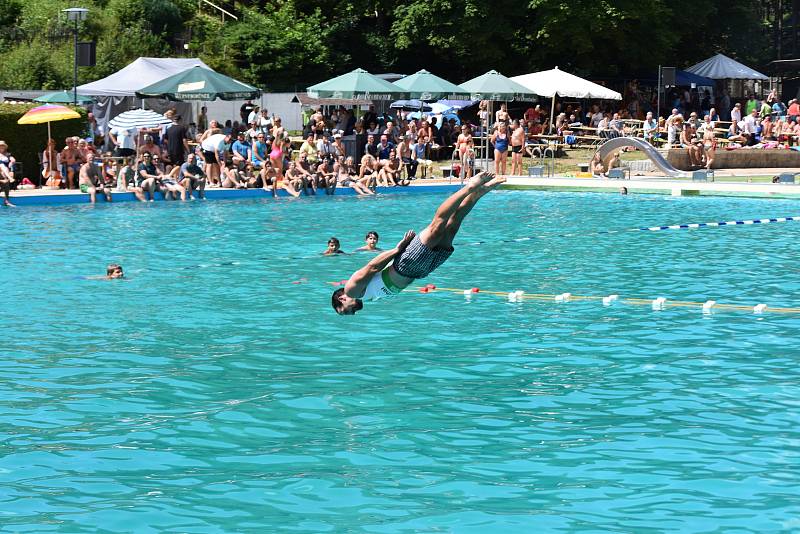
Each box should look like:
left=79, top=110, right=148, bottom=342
left=17, top=104, right=81, bottom=143
left=460, top=70, right=537, bottom=101
left=307, top=68, right=407, bottom=100
left=393, top=69, right=469, bottom=101
left=108, top=109, right=172, bottom=130
left=390, top=99, right=433, bottom=111
left=134, top=66, right=260, bottom=101
left=18, top=104, right=82, bottom=186
left=511, top=67, right=622, bottom=132
left=34, top=90, right=94, bottom=105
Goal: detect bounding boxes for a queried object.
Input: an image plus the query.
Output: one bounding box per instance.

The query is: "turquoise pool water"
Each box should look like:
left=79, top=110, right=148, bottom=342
left=2, top=190, right=799, bottom=532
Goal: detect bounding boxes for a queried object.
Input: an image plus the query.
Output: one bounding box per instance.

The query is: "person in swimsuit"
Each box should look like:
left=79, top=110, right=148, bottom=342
left=0, top=141, right=15, bottom=206
left=61, top=137, right=84, bottom=190
left=332, top=172, right=506, bottom=315
left=510, top=120, right=525, bottom=176
left=356, top=231, right=382, bottom=252
left=106, top=264, right=124, bottom=279
left=456, top=125, right=474, bottom=180
left=323, top=237, right=345, bottom=255
left=335, top=156, right=373, bottom=195
left=702, top=123, right=717, bottom=170
left=269, top=134, right=286, bottom=190
left=79, top=153, right=112, bottom=203
left=491, top=122, right=509, bottom=175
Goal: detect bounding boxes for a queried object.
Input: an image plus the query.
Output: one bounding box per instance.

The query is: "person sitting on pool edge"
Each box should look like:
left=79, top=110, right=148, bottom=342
left=332, top=171, right=506, bottom=315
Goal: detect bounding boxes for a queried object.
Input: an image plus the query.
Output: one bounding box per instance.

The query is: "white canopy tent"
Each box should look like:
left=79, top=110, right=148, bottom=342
left=511, top=67, right=622, bottom=131
left=77, top=57, right=211, bottom=97
left=76, top=57, right=211, bottom=145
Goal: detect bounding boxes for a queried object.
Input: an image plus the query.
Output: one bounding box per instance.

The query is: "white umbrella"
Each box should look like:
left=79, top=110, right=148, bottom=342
left=511, top=67, right=622, bottom=132
left=108, top=109, right=172, bottom=129
left=511, top=67, right=622, bottom=100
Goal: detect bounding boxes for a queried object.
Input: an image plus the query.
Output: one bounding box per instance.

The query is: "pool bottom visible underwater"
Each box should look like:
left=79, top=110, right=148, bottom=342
left=1, top=191, right=799, bottom=532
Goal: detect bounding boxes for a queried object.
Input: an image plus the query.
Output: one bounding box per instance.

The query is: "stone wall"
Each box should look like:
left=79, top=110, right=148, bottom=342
left=666, top=148, right=800, bottom=170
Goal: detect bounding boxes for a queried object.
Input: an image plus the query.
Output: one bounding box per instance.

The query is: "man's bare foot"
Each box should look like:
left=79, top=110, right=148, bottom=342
left=480, top=175, right=507, bottom=193
left=4, top=200, right=15, bottom=207
left=467, top=171, right=494, bottom=189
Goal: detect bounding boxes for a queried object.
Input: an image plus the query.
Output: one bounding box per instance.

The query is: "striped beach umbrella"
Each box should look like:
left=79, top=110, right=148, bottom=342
left=108, top=109, right=172, bottom=130
left=17, top=104, right=82, bottom=141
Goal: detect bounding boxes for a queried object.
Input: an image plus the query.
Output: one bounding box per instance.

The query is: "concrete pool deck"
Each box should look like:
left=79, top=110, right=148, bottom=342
left=5, top=173, right=800, bottom=206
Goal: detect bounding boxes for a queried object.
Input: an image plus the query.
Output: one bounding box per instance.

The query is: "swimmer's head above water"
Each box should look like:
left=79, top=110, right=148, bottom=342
left=106, top=264, right=124, bottom=279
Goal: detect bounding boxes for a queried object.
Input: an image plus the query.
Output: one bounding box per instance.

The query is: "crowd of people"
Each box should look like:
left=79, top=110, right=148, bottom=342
left=3, top=90, right=797, bottom=206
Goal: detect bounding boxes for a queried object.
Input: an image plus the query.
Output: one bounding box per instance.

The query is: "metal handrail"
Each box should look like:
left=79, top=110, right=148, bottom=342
left=198, top=0, right=238, bottom=20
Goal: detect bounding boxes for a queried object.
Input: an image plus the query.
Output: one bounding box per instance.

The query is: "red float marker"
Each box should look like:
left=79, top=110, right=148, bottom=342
left=419, top=287, right=430, bottom=293
left=426, top=284, right=436, bottom=290
left=471, top=287, right=480, bottom=293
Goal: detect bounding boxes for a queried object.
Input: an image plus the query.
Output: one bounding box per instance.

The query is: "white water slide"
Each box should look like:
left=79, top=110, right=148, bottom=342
left=596, top=137, right=685, bottom=177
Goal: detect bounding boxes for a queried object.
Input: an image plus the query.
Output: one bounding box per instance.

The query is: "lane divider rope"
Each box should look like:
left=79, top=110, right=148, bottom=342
left=416, top=285, right=800, bottom=315
left=459, top=216, right=800, bottom=246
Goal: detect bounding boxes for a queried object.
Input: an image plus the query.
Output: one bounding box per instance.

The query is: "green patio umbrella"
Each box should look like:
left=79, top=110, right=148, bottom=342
left=393, top=69, right=469, bottom=101
left=34, top=90, right=94, bottom=105
left=135, top=66, right=260, bottom=101
left=459, top=70, right=537, bottom=101
left=307, top=68, right=407, bottom=100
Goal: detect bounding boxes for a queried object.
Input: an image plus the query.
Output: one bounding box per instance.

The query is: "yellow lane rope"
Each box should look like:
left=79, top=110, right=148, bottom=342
left=423, top=286, right=800, bottom=315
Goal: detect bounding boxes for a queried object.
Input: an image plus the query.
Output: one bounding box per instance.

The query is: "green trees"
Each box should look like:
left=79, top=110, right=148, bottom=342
left=0, top=0, right=795, bottom=90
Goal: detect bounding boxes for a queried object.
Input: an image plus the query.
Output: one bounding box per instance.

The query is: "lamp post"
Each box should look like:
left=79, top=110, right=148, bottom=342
left=62, top=7, right=89, bottom=105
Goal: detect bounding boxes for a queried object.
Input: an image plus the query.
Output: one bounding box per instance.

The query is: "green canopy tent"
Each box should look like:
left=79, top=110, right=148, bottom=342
left=307, top=68, right=407, bottom=100
left=134, top=66, right=260, bottom=101
left=460, top=70, right=539, bottom=172
left=393, top=69, right=469, bottom=101
left=34, top=90, right=94, bottom=105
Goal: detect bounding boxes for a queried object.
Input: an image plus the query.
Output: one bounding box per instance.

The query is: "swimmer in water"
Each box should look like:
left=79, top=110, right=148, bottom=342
left=323, top=237, right=345, bottom=255
left=332, top=171, right=505, bottom=315
left=106, top=264, right=124, bottom=279
left=355, top=231, right=382, bottom=252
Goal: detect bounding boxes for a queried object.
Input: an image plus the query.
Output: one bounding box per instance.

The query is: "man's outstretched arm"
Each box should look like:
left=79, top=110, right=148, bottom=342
left=345, top=230, right=415, bottom=298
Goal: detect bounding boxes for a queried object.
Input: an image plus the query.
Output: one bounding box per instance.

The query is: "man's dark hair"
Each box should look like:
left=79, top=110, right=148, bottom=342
left=331, top=287, right=345, bottom=312
left=366, top=231, right=378, bottom=240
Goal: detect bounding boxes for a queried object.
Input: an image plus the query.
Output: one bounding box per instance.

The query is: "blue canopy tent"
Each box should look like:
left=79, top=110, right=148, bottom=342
left=676, top=70, right=715, bottom=87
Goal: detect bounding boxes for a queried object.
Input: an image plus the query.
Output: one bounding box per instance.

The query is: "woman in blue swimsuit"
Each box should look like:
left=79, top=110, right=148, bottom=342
left=491, top=122, right=509, bottom=175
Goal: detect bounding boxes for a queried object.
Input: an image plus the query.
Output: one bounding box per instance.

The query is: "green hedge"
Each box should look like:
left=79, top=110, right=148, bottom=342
left=0, top=103, right=88, bottom=184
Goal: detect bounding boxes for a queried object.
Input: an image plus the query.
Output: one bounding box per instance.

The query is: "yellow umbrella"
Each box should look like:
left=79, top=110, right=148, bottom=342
left=18, top=104, right=81, bottom=141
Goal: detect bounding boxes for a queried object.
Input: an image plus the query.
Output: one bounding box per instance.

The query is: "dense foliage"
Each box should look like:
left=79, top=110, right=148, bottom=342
left=0, top=0, right=796, bottom=91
